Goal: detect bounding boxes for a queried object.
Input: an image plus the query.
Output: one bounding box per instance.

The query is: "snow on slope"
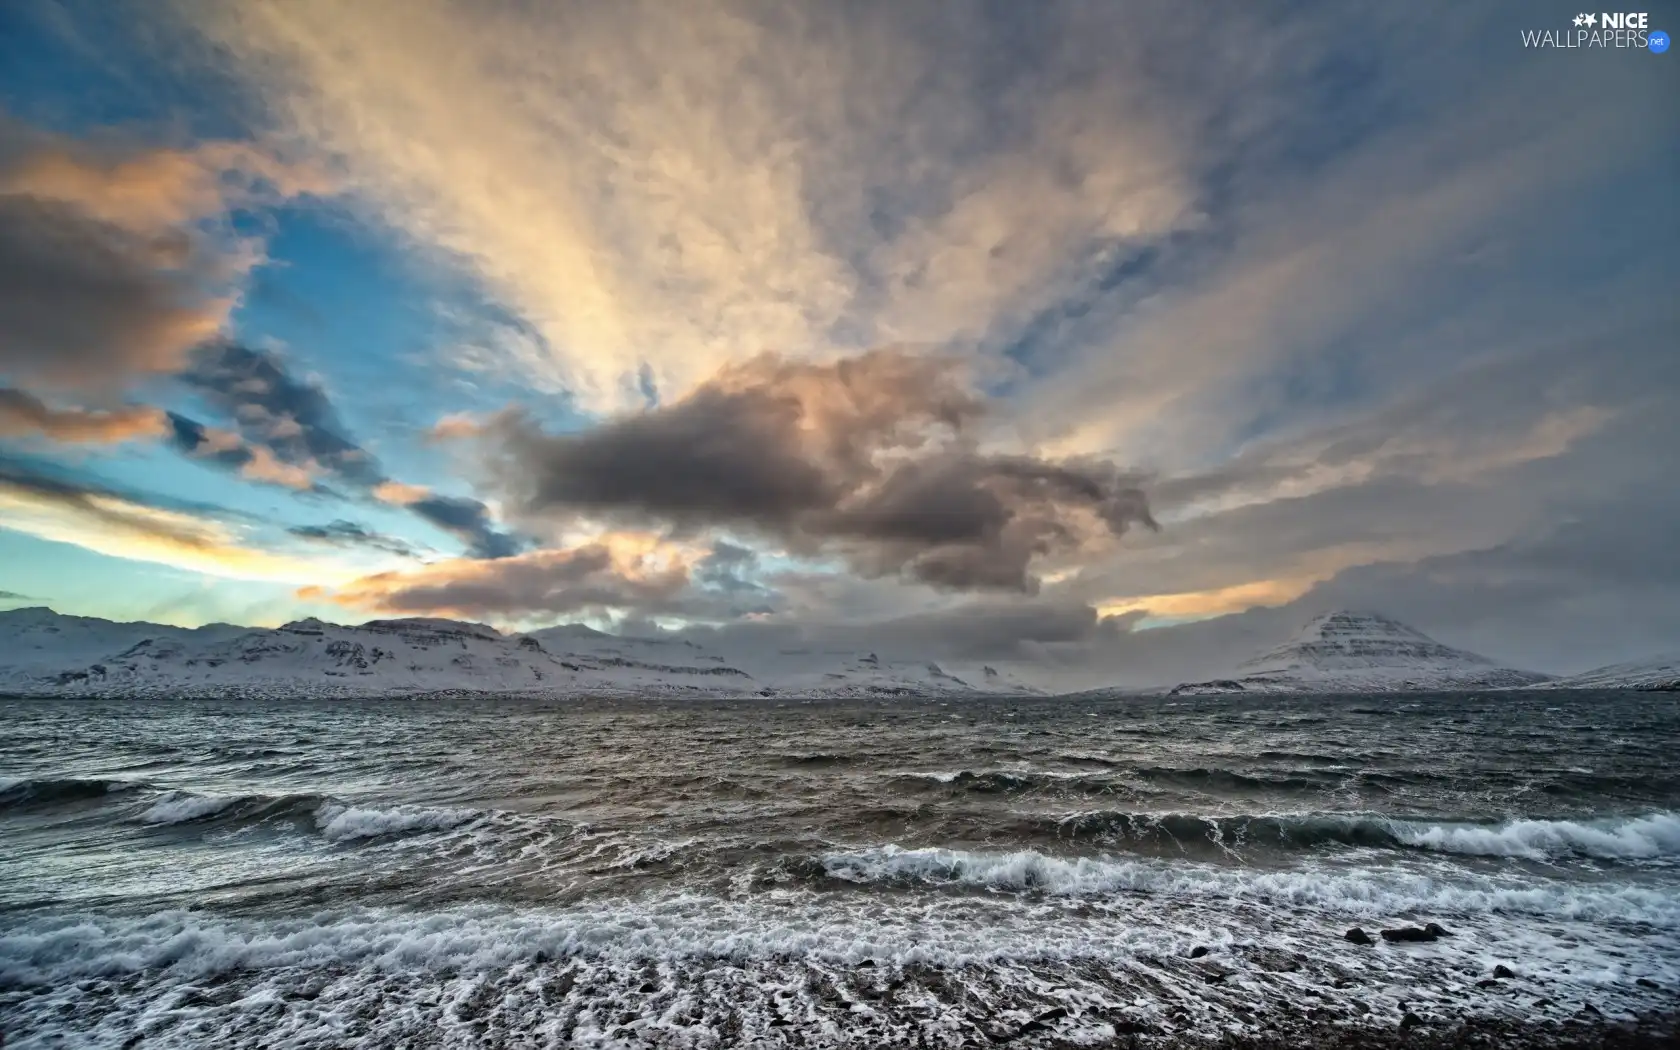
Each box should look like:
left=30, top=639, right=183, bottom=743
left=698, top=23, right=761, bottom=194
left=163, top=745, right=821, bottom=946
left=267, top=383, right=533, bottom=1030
left=0, top=608, right=1036, bottom=698
left=1168, top=610, right=1551, bottom=694
left=733, top=649, right=1040, bottom=698
left=1540, top=656, right=1680, bottom=691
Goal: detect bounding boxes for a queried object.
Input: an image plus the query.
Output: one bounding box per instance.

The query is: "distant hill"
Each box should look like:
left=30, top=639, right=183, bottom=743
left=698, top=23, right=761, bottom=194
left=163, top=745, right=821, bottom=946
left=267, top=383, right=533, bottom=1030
left=1164, top=610, right=1552, bottom=694
left=1539, top=655, right=1680, bottom=691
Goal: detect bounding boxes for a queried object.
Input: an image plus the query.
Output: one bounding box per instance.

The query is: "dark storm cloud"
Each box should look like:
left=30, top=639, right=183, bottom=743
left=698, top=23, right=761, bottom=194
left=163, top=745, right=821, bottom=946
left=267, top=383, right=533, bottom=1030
left=0, top=194, right=221, bottom=389
left=286, top=520, right=419, bottom=559
left=407, top=495, right=524, bottom=560
left=178, top=341, right=381, bottom=488
left=487, top=349, right=1157, bottom=592
left=173, top=343, right=525, bottom=557
left=0, top=590, right=37, bottom=600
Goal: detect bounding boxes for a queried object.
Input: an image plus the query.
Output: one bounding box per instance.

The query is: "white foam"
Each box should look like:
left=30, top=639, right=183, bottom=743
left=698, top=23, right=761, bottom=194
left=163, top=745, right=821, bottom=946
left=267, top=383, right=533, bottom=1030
left=1, top=894, right=1674, bottom=1050
left=138, top=792, right=238, bottom=824
left=313, top=802, right=480, bottom=842
left=1390, top=812, right=1680, bottom=861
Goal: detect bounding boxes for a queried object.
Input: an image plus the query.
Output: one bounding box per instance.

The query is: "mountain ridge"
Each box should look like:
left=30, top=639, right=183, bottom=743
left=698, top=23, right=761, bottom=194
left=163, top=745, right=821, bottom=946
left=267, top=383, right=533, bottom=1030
left=0, top=606, right=1035, bottom=699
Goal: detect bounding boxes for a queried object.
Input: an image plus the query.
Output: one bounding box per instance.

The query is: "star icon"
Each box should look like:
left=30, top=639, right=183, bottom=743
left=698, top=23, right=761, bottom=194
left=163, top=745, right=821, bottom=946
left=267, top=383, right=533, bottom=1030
left=1574, top=13, right=1587, bottom=25
left=1584, top=13, right=1598, bottom=26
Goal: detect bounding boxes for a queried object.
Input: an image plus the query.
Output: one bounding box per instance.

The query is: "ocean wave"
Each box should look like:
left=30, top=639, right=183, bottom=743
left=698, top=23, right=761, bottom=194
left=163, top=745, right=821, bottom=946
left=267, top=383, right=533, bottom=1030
left=0, top=776, right=136, bottom=809
left=313, top=802, right=481, bottom=842
left=138, top=792, right=244, bottom=824
left=1022, top=810, right=1680, bottom=862
left=124, top=790, right=483, bottom=842
left=814, top=844, right=1680, bottom=924
left=1392, top=812, right=1680, bottom=861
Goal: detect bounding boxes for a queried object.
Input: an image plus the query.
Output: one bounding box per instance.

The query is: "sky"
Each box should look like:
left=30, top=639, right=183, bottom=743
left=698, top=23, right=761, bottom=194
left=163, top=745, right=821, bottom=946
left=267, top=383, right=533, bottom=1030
left=0, top=0, right=1676, bottom=686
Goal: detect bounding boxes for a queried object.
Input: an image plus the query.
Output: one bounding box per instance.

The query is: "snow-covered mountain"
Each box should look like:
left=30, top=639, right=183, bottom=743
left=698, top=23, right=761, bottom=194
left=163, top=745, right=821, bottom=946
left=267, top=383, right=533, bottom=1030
left=0, top=607, right=1035, bottom=698
left=1539, top=656, right=1680, bottom=691
left=1166, top=610, right=1552, bottom=694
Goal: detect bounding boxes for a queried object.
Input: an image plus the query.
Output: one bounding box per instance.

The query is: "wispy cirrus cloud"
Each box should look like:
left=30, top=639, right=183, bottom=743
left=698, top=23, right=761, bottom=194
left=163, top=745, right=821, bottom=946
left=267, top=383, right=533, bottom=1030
left=0, top=458, right=364, bottom=584
left=177, top=0, right=1203, bottom=409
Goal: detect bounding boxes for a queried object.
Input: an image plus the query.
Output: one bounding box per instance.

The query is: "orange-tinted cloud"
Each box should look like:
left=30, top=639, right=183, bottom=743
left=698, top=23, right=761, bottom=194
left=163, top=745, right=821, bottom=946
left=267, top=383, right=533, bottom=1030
left=0, top=388, right=169, bottom=443
left=304, top=532, right=697, bottom=618
left=0, top=465, right=358, bottom=584
left=0, top=116, right=327, bottom=392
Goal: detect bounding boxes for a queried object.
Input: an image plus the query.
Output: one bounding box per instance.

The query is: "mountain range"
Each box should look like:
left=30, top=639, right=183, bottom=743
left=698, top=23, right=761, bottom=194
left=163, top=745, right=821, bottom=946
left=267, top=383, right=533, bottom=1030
left=0, top=607, right=1034, bottom=699
left=0, top=606, right=1672, bottom=697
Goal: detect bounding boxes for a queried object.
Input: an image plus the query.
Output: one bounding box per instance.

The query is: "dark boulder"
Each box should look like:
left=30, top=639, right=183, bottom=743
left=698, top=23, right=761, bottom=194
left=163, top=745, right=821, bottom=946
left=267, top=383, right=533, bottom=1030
left=1344, top=927, right=1374, bottom=945
left=1189, top=945, right=1210, bottom=959
left=1493, top=964, right=1516, bottom=979
left=1380, top=926, right=1440, bottom=943
left=1400, top=1012, right=1425, bottom=1030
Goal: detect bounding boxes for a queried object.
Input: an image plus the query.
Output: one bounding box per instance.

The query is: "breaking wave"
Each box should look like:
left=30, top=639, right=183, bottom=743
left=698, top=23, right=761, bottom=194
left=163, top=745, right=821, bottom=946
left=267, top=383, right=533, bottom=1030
left=1016, top=810, right=1680, bottom=861
left=125, top=789, right=484, bottom=843
left=815, top=843, right=1680, bottom=924
left=313, top=802, right=481, bottom=842
left=1392, top=811, right=1680, bottom=861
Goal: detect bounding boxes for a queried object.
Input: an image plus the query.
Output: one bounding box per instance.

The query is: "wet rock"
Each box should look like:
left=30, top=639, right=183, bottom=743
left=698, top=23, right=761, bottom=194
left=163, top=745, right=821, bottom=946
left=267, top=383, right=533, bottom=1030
left=1580, top=1003, right=1602, bottom=1016
left=1204, top=972, right=1228, bottom=985
left=1534, top=998, right=1555, bottom=1008
left=1380, top=926, right=1440, bottom=943
left=1400, top=1011, right=1425, bottom=1030
left=1476, top=979, right=1501, bottom=989
left=1010, top=1006, right=1070, bottom=1040
left=1424, top=923, right=1451, bottom=938
left=638, top=982, right=657, bottom=994
left=1344, top=927, right=1374, bottom=945
left=856, top=959, right=876, bottom=968
left=1493, top=964, right=1516, bottom=979
left=122, top=1037, right=144, bottom=1050
left=1636, top=977, right=1660, bottom=990
left=1189, top=945, right=1210, bottom=959
left=1112, top=1018, right=1155, bottom=1035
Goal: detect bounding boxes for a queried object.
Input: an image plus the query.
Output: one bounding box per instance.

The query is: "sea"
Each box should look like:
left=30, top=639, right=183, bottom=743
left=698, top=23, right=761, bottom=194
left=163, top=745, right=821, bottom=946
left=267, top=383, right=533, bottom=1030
left=2, top=690, right=1677, bottom=1047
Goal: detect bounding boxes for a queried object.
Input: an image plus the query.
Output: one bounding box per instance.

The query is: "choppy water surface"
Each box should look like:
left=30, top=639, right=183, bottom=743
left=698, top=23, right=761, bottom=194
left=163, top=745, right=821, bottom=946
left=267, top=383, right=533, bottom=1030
left=2, top=690, right=1677, bottom=1047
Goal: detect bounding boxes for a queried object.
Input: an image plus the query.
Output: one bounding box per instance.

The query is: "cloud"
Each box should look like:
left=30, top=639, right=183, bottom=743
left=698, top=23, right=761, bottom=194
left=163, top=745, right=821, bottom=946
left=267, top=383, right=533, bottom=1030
left=405, top=494, right=523, bottom=559
left=166, top=411, right=320, bottom=491
left=0, top=387, right=168, bottom=443
left=0, top=193, right=230, bottom=389
left=483, top=348, right=1155, bottom=592
left=0, top=459, right=353, bottom=584
left=305, top=534, right=700, bottom=619
left=173, top=341, right=526, bottom=555
left=180, top=0, right=1202, bottom=409
left=0, top=115, right=325, bottom=392
left=176, top=341, right=380, bottom=488
left=373, top=480, right=432, bottom=504
left=286, top=519, right=419, bottom=559
left=0, top=590, right=37, bottom=601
